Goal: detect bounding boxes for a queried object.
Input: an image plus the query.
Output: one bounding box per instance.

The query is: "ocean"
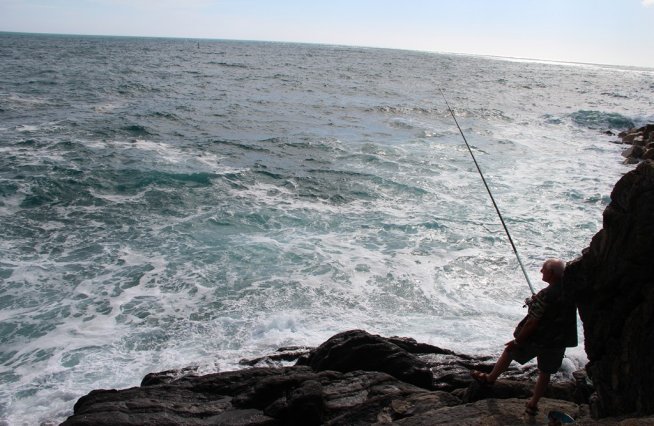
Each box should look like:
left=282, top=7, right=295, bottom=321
left=1, top=32, right=652, bottom=424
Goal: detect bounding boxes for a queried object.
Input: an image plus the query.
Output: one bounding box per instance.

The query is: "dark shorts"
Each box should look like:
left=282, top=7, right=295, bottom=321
left=508, top=344, right=566, bottom=374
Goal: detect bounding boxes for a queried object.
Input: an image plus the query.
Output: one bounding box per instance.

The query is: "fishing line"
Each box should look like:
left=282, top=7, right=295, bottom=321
left=439, top=88, right=535, bottom=295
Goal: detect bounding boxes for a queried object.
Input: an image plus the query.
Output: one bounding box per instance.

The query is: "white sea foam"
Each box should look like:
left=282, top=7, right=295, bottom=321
left=6, top=93, right=49, bottom=105
left=93, top=101, right=125, bottom=113
left=88, top=188, right=149, bottom=203
left=87, top=138, right=240, bottom=175
left=15, top=124, right=41, bottom=132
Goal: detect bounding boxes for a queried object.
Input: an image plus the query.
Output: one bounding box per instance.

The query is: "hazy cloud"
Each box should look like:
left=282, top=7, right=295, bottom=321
left=643, top=0, right=654, bottom=7
left=93, top=0, right=214, bottom=9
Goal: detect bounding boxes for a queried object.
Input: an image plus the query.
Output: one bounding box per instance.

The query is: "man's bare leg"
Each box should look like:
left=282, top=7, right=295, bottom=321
left=487, top=348, right=512, bottom=382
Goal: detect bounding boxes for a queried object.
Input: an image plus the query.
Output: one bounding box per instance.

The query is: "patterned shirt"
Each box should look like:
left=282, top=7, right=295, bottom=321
left=514, top=282, right=578, bottom=348
left=527, top=290, right=548, bottom=320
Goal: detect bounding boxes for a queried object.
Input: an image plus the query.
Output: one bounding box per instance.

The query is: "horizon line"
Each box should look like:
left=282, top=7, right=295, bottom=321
left=2, top=30, right=653, bottom=72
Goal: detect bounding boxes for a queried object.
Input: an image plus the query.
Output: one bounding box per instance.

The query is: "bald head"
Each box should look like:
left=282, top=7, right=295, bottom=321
left=541, top=258, right=565, bottom=284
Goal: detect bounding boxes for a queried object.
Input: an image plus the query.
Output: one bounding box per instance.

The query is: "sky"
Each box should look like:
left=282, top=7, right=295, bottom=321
left=1, top=0, right=654, bottom=68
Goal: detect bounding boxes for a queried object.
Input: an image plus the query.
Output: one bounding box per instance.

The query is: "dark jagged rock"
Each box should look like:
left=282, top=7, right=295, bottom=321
left=239, top=347, right=313, bottom=368
left=391, top=397, right=583, bottom=425
left=617, top=124, right=654, bottom=163
left=386, top=336, right=459, bottom=356
left=62, top=331, right=592, bottom=425
left=643, top=148, right=654, bottom=160
left=419, top=351, right=544, bottom=394
left=565, top=160, right=654, bottom=417
left=622, top=145, right=645, bottom=162
left=140, top=365, right=199, bottom=386
left=61, top=365, right=459, bottom=426
left=299, top=329, right=434, bottom=389
left=462, top=379, right=576, bottom=404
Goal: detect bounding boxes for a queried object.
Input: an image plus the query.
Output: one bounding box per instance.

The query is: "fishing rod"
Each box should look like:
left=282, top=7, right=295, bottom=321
left=439, top=88, right=535, bottom=295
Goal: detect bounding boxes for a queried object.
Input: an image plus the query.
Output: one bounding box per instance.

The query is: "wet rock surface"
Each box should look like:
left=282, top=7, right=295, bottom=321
left=62, top=330, right=622, bottom=425
left=616, top=124, right=654, bottom=163
left=298, top=330, right=434, bottom=389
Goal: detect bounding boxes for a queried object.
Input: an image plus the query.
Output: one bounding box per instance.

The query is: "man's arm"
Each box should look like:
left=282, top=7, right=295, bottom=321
left=514, top=317, right=539, bottom=344
left=506, top=317, right=539, bottom=348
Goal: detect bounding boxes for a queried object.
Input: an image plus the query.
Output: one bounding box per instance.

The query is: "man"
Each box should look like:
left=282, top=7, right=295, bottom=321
left=470, top=258, right=578, bottom=416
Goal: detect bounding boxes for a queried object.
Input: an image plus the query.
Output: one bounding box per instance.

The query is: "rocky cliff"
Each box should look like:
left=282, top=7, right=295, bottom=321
left=565, top=159, right=654, bottom=417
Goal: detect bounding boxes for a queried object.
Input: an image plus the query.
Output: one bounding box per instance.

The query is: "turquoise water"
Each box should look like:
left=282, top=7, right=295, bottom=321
left=1, top=33, right=653, bottom=424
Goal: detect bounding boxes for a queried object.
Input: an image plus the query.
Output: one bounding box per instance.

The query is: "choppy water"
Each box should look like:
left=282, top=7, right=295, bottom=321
left=1, top=32, right=653, bottom=424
